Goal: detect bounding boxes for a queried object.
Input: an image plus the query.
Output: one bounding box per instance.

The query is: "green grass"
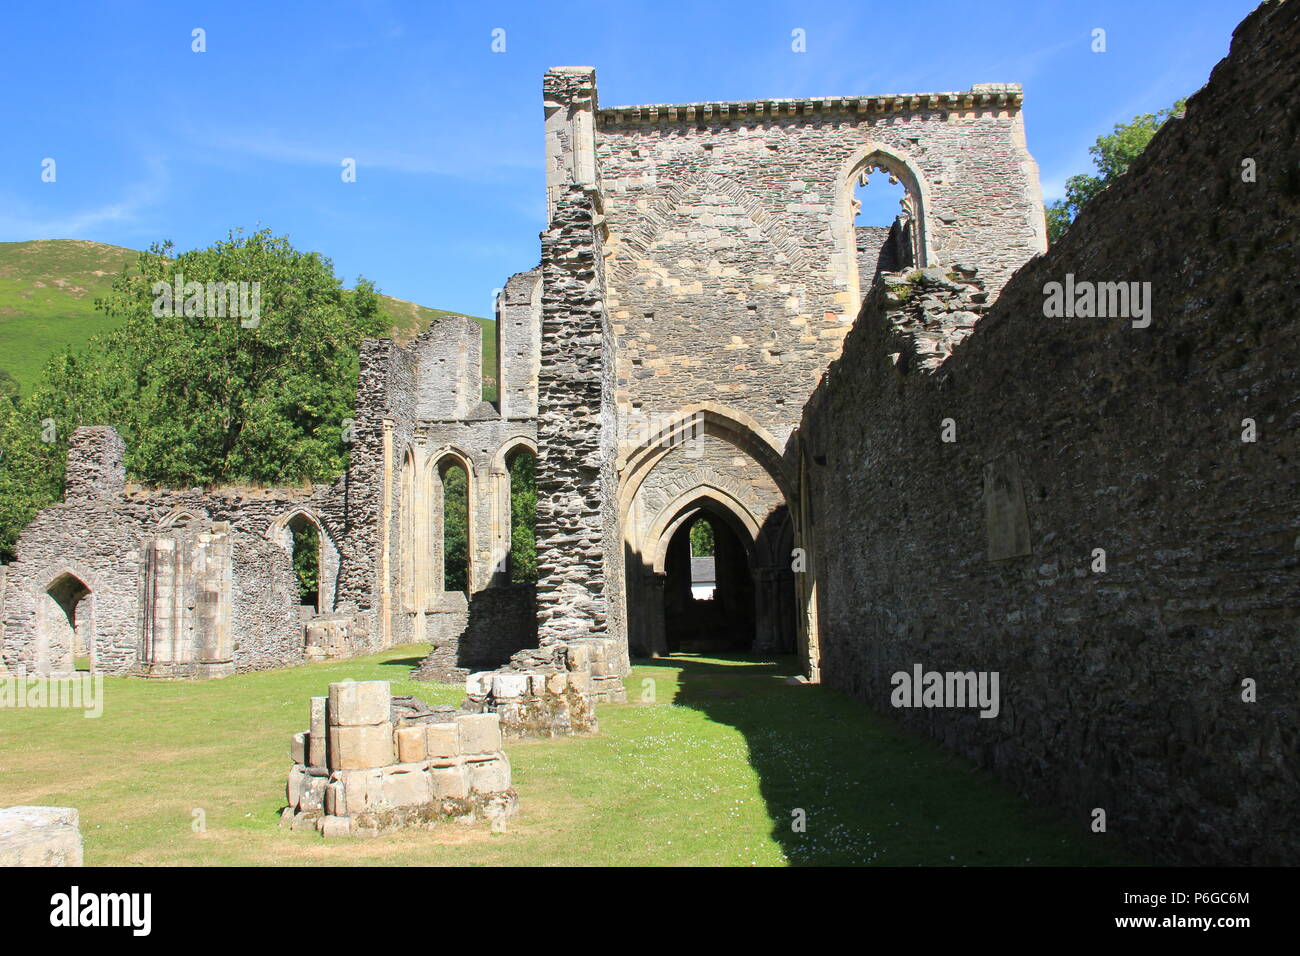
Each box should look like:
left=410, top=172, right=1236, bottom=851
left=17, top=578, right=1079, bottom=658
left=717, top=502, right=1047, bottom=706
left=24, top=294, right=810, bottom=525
left=0, top=239, right=496, bottom=400
left=0, top=646, right=1134, bottom=866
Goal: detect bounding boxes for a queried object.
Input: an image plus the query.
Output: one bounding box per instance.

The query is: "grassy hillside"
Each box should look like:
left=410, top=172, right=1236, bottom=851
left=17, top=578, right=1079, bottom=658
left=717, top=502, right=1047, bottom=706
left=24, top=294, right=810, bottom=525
left=0, top=239, right=495, bottom=399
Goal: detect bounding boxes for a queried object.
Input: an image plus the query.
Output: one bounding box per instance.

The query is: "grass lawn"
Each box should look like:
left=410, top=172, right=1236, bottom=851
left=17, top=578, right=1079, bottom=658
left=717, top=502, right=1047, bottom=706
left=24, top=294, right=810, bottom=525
left=0, top=645, right=1134, bottom=866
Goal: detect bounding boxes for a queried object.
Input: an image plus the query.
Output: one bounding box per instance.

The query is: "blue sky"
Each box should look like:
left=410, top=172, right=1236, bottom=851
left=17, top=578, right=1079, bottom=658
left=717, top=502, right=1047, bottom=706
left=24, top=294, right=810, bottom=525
left=0, top=0, right=1260, bottom=316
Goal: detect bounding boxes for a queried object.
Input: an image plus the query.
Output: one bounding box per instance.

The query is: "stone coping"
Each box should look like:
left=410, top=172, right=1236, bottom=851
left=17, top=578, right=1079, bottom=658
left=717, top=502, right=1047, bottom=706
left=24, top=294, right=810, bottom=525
left=597, top=86, right=1023, bottom=125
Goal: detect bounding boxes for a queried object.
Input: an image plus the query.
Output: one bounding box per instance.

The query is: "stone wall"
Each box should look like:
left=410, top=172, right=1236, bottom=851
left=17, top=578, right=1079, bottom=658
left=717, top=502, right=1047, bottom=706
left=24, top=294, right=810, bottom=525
left=496, top=269, right=543, bottom=420
left=797, top=0, right=1300, bottom=866
left=462, top=637, right=626, bottom=738
left=595, top=79, right=1047, bottom=447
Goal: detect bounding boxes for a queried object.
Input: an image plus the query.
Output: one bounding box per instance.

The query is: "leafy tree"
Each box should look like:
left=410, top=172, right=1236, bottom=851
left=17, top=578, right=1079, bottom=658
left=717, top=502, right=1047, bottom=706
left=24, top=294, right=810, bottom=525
left=1046, top=99, right=1185, bottom=244
left=507, top=450, right=536, bottom=585
left=443, top=464, right=469, bottom=592
left=0, top=370, right=19, bottom=408
left=0, top=228, right=386, bottom=560
left=689, top=516, right=714, bottom=556
left=290, top=520, right=320, bottom=607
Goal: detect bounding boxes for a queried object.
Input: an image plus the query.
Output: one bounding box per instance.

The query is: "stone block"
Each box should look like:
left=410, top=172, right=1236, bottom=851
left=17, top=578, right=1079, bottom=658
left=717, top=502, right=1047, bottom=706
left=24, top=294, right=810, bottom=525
left=328, top=680, right=391, bottom=727
left=328, top=722, right=395, bottom=769
left=466, top=755, right=511, bottom=794
left=429, top=763, right=469, bottom=799
left=333, top=769, right=383, bottom=814
left=565, top=644, right=590, bottom=671
left=545, top=671, right=569, bottom=695
left=426, top=722, right=458, bottom=759
left=395, top=725, right=426, bottom=763
left=290, top=732, right=307, bottom=765
left=492, top=673, right=530, bottom=700
left=325, top=780, right=347, bottom=817
left=304, top=702, right=325, bottom=770
left=456, top=712, right=503, bottom=755
left=0, top=806, right=83, bottom=867
left=466, top=672, right=493, bottom=697
left=287, top=765, right=307, bottom=807
left=567, top=670, right=592, bottom=696
left=298, top=776, right=327, bottom=813
left=382, top=767, right=432, bottom=808
left=318, top=815, right=352, bottom=838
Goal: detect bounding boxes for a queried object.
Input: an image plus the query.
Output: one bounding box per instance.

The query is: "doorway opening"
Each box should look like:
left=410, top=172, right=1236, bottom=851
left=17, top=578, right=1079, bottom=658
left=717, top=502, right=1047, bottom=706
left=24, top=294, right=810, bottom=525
left=663, top=510, right=754, bottom=653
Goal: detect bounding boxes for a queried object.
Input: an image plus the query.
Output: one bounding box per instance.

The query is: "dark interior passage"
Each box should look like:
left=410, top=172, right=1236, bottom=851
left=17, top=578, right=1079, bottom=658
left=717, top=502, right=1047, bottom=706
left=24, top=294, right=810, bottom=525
left=663, top=511, right=754, bottom=653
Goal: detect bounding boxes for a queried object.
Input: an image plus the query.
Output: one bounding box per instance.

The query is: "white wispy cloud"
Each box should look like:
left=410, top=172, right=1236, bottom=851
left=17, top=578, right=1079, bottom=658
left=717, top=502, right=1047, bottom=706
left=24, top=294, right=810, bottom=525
left=0, top=156, right=169, bottom=240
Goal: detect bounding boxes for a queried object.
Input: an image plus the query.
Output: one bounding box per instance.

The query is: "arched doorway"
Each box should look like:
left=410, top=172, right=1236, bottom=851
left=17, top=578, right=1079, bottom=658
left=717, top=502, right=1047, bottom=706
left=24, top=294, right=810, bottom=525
left=662, top=508, right=755, bottom=653
left=41, top=572, right=94, bottom=673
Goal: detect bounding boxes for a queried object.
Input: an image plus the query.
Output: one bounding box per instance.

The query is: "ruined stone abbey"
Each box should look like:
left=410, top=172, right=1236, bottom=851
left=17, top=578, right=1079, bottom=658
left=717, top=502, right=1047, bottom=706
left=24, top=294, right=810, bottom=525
left=1, top=0, right=1296, bottom=865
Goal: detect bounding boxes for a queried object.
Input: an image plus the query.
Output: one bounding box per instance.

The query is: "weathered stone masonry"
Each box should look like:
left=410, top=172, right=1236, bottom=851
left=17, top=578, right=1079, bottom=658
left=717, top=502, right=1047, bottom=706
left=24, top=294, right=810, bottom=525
left=4, top=8, right=1291, bottom=865
left=796, top=0, right=1299, bottom=866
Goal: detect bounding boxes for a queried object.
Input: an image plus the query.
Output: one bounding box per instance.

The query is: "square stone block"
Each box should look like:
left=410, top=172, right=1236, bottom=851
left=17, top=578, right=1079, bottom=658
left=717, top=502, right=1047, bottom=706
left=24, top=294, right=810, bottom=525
left=565, top=644, right=590, bottom=671
left=492, top=673, right=530, bottom=700
left=426, top=722, right=458, bottom=759
left=299, top=776, right=327, bottom=813
left=395, top=725, right=426, bottom=763
left=0, top=806, right=83, bottom=867
left=382, top=768, right=432, bottom=808
left=466, top=755, right=511, bottom=794
left=456, top=713, right=502, bottom=755
left=328, top=722, right=394, bottom=769
left=465, top=672, right=493, bottom=697
left=318, top=815, right=352, bottom=838
left=333, top=769, right=382, bottom=814
left=567, top=671, right=592, bottom=696
left=308, top=731, right=327, bottom=770
left=545, top=671, right=569, bottom=695
left=329, top=680, right=391, bottom=727
left=528, top=673, right=549, bottom=696
left=429, top=763, right=468, bottom=800
left=290, top=732, right=307, bottom=765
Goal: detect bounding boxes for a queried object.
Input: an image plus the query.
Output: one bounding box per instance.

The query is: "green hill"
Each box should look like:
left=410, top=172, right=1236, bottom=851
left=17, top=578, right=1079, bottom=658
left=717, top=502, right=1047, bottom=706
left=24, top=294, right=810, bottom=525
left=0, top=239, right=495, bottom=399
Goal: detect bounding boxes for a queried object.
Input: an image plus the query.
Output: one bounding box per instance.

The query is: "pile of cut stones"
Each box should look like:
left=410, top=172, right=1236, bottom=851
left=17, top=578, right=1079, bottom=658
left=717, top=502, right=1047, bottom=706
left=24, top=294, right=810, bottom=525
left=879, top=264, right=990, bottom=371
left=463, top=638, right=627, bottom=738
left=282, top=679, right=517, bottom=838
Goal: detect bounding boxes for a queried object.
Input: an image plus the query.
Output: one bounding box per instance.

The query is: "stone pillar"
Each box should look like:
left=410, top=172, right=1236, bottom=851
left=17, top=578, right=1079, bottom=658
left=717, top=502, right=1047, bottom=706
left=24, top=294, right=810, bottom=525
left=533, top=186, right=627, bottom=673
left=139, top=525, right=234, bottom=678
left=544, top=67, right=599, bottom=223
left=64, top=426, right=126, bottom=503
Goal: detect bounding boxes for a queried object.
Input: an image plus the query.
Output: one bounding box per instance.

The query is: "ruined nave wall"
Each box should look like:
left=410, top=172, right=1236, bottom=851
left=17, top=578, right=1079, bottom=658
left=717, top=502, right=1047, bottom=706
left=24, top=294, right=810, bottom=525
left=797, top=0, right=1300, bottom=865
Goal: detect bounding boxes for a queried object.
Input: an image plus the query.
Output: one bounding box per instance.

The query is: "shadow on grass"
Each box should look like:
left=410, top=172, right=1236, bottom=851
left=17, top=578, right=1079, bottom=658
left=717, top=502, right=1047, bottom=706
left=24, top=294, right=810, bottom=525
left=646, top=652, right=1134, bottom=867
left=379, top=656, right=427, bottom=668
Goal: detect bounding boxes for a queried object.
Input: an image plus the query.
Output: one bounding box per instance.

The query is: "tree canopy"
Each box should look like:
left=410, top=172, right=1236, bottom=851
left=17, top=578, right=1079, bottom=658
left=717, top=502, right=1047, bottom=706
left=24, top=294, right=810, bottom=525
left=0, top=228, right=386, bottom=559
left=1046, top=99, right=1186, bottom=244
